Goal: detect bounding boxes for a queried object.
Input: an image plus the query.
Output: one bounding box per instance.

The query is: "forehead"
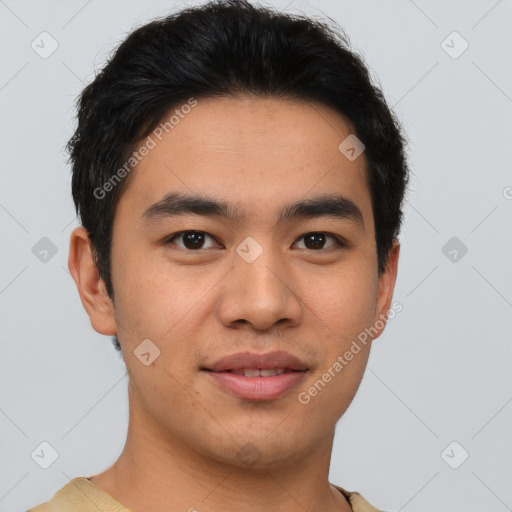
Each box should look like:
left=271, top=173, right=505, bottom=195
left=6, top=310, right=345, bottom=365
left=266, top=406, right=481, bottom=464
left=118, top=95, right=372, bottom=226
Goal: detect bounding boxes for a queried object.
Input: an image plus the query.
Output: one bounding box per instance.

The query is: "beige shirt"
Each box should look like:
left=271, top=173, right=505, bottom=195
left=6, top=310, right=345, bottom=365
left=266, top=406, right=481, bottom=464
left=27, top=477, right=384, bottom=511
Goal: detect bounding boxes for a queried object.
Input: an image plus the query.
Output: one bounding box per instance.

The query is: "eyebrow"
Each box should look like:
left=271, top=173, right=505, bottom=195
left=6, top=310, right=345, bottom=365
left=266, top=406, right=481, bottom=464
left=141, top=191, right=365, bottom=230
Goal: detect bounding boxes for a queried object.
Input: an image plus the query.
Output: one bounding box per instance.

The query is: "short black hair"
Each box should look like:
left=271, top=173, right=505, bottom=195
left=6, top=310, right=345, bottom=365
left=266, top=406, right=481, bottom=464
left=67, top=0, right=409, bottom=354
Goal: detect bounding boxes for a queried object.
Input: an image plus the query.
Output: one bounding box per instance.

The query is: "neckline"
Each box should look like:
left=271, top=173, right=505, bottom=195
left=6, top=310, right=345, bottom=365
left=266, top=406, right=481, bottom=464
left=79, top=477, right=358, bottom=511
left=82, top=477, right=130, bottom=510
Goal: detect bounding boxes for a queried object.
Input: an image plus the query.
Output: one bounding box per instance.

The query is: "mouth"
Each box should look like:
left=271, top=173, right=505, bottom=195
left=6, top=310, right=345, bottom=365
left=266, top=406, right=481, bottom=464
left=203, top=368, right=305, bottom=377
left=202, top=367, right=308, bottom=401
left=202, top=350, right=309, bottom=373
left=201, top=351, right=310, bottom=401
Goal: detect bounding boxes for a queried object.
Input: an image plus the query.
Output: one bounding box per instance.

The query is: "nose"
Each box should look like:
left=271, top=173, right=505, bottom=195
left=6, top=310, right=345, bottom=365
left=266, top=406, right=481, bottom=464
left=216, top=242, right=303, bottom=333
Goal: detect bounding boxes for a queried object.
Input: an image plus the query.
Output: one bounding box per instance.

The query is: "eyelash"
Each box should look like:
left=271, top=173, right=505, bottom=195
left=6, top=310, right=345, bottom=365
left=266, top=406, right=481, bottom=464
left=164, top=231, right=348, bottom=252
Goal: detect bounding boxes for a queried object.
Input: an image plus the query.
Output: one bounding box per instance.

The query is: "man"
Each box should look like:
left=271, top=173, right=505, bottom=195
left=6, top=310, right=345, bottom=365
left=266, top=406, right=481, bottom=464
left=28, top=0, right=408, bottom=510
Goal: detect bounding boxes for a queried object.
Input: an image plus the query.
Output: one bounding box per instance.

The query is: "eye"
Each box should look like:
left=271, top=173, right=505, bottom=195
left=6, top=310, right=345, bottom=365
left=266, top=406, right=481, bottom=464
left=294, top=232, right=346, bottom=251
left=164, top=230, right=347, bottom=252
left=165, top=231, right=220, bottom=250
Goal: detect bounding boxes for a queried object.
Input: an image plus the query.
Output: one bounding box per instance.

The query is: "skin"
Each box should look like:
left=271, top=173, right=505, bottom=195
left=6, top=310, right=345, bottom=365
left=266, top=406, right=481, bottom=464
left=69, top=95, right=400, bottom=512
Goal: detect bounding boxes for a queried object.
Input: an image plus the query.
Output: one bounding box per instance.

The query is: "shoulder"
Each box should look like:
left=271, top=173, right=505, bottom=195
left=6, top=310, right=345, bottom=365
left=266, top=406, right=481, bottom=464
left=332, top=483, right=386, bottom=512
left=26, top=477, right=130, bottom=512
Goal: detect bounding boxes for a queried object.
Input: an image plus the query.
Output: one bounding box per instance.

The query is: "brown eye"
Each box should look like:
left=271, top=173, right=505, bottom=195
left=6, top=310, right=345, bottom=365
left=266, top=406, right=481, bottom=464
left=295, top=232, right=345, bottom=250
left=167, top=231, right=218, bottom=250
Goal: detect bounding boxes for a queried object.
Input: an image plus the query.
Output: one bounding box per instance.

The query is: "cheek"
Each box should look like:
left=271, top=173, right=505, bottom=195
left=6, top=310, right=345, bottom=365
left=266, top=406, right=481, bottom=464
left=295, top=264, right=376, bottom=409
left=111, top=251, right=219, bottom=348
left=301, top=263, right=378, bottom=340
left=298, top=278, right=375, bottom=422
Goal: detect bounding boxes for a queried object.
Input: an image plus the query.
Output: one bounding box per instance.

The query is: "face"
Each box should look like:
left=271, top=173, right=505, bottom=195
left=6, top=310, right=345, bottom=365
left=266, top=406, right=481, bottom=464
left=74, top=95, right=399, bottom=470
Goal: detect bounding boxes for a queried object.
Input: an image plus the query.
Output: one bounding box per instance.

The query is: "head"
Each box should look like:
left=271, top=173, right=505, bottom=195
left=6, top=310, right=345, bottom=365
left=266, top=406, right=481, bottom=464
left=68, top=0, right=408, bottom=469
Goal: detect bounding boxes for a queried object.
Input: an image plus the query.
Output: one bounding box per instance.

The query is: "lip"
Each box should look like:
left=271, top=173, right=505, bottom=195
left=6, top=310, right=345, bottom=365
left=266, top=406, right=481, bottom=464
left=204, top=370, right=308, bottom=401
left=201, top=350, right=309, bottom=401
left=202, top=350, right=309, bottom=372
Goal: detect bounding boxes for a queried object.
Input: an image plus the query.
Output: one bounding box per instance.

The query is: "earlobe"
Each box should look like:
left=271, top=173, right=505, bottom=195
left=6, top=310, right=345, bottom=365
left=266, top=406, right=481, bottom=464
left=372, top=239, right=400, bottom=341
left=68, top=227, right=118, bottom=336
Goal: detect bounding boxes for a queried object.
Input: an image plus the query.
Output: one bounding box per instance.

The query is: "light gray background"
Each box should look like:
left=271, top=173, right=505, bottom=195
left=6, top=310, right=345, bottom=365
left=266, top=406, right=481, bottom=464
left=1, top=0, right=511, bottom=511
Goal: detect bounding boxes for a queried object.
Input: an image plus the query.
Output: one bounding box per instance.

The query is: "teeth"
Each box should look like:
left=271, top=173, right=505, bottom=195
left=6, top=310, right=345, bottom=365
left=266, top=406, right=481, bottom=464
left=260, top=368, right=283, bottom=377
left=242, top=368, right=260, bottom=377
left=230, top=368, right=288, bottom=377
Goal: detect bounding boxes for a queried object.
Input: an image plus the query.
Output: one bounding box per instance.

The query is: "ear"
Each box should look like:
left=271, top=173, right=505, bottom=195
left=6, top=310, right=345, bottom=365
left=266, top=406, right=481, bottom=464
left=68, top=227, right=117, bottom=336
left=371, top=238, right=400, bottom=341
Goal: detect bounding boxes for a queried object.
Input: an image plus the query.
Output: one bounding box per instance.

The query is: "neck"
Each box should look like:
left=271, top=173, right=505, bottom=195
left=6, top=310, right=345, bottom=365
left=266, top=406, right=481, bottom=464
left=90, top=383, right=352, bottom=512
